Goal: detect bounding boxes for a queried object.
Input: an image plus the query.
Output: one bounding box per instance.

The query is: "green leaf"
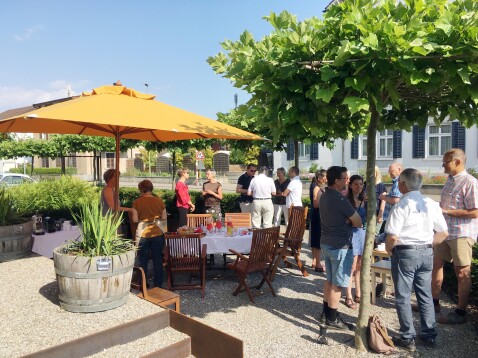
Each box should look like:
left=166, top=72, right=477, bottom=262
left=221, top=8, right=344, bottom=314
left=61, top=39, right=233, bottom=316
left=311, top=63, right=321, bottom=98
left=457, top=68, right=471, bottom=84
left=320, top=66, right=338, bottom=81
left=342, top=97, right=370, bottom=114
left=315, top=84, right=339, bottom=103
left=412, top=46, right=428, bottom=56
left=362, top=33, right=379, bottom=50
left=409, top=38, right=423, bottom=47
left=345, top=76, right=367, bottom=92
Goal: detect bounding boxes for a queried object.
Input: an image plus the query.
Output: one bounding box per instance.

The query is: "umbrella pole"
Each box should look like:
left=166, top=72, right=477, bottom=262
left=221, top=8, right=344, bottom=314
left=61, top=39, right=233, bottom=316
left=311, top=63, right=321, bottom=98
left=114, top=128, right=120, bottom=212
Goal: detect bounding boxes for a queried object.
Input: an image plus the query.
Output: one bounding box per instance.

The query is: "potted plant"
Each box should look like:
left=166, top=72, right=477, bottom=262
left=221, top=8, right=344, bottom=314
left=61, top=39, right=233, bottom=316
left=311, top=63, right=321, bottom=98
left=53, top=198, right=135, bottom=313
left=0, top=187, right=33, bottom=262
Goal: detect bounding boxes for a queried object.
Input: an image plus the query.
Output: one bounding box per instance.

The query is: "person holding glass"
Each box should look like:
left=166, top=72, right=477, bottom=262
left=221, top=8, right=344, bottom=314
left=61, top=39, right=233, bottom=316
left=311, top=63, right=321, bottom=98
left=132, top=180, right=167, bottom=288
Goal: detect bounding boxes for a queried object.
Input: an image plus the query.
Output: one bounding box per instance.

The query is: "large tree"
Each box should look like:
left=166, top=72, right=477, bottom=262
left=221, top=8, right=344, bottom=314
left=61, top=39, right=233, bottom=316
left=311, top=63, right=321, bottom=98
left=208, top=0, right=477, bottom=350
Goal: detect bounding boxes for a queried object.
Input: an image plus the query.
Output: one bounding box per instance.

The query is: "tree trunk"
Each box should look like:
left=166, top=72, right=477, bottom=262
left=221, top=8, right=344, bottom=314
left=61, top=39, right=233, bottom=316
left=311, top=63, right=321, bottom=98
left=355, top=107, right=379, bottom=351
left=93, top=150, right=97, bottom=182
left=294, top=140, right=299, bottom=168
left=30, top=156, right=34, bottom=175
left=61, top=156, right=66, bottom=175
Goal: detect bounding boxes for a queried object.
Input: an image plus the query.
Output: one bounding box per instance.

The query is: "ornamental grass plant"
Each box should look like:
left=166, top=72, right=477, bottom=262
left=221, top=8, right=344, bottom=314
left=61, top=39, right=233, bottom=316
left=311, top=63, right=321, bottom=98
left=66, top=198, right=133, bottom=257
left=0, top=187, right=25, bottom=226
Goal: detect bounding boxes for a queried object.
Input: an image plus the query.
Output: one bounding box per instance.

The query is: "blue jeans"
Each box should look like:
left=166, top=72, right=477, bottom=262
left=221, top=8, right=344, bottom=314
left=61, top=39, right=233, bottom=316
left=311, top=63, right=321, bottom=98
left=391, top=247, right=437, bottom=340
left=138, top=235, right=165, bottom=288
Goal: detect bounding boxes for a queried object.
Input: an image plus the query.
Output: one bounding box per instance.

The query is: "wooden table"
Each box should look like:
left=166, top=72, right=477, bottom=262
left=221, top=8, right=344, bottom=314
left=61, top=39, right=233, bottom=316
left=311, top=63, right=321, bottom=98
left=371, top=249, right=391, bottom=304
left=200, top=231, right=253, bottom=255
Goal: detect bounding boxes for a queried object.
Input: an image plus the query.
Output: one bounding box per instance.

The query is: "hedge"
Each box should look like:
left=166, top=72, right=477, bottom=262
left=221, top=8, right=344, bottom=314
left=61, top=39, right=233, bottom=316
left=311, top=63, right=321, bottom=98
left=9, top=167, right=78, bottom=175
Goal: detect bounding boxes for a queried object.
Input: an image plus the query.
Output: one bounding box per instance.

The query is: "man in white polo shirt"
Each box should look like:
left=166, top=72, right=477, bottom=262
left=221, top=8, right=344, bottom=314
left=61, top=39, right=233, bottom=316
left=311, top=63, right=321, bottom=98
left=248, top=166, right=276, bottom=228
left=283, top=166, right=303, bottom=209
left=385, top=168, right=448, bottom=351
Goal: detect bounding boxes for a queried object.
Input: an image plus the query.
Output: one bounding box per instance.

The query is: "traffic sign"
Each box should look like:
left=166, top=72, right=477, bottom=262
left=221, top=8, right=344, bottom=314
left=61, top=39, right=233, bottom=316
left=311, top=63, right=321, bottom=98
left=196, top=151, right=205, bottom=160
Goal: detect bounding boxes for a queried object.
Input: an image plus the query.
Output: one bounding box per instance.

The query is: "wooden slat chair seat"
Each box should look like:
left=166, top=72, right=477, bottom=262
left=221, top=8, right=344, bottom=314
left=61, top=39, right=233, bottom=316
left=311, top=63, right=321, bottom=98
left=131, top=266, right=180, bottom=312
left=164, top=233, right=207, bottom=299
left=269, top=206, right=309, bottom=281
left=226, top=226, right=280, bottom=303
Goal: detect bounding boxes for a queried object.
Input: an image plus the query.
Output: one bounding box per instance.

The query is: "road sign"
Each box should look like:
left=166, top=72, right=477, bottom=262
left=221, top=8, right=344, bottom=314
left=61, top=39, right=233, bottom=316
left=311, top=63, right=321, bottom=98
left=196, top=151, right=205, bottom=160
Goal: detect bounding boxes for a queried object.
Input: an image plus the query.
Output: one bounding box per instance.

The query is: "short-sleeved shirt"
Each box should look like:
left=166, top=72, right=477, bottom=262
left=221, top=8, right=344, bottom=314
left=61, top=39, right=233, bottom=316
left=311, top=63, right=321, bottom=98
left=273, top=178, right=290, bottom=205
left=441, top=170, right=478, bottom=241
left=175, top=181, right=190, bottom=209
left=375, top=182, right=387, bottom=213
left=203, top=181, right=221, bottom=208
left=237, top=172, right=254, bottom=203
left=286, top=176, right=303, bottom=208
left=248, top=174, right=276, bottom=199
left=132, top=196, right=166, bottom=238
left=319, top=188, right=356, bottom=249
left=386, top=191, right=447, bottom=246
left=383, top=177, right=402, bottom=220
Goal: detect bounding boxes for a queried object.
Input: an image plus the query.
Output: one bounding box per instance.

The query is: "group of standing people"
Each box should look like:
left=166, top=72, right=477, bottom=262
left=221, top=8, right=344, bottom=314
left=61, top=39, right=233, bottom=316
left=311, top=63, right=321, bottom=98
left=236, top=164, right=303, bottom=229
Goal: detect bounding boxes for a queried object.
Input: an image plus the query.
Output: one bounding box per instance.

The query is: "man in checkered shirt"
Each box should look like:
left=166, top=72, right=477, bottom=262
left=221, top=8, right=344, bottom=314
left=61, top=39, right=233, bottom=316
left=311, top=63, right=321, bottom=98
left=433, top=148, right=478, bottom=324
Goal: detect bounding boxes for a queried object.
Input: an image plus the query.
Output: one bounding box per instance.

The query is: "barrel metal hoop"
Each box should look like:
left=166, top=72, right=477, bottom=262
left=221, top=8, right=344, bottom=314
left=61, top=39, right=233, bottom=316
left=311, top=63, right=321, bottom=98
left=0, top=234, right=28, bottom=242
left=55, top=265, right=133, bottom=279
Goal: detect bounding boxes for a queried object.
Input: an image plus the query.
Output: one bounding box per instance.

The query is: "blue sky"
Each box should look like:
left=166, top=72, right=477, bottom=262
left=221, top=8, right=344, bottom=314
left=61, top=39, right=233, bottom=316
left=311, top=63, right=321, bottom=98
left=0, top=1, right=330, bottom=119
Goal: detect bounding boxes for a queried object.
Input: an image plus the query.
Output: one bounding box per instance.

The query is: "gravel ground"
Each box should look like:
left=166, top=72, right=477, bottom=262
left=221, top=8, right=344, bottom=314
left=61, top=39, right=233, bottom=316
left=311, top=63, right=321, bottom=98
left=1, top=233, right=477, bottom=358
left=175, top=231, right=478, bottom=358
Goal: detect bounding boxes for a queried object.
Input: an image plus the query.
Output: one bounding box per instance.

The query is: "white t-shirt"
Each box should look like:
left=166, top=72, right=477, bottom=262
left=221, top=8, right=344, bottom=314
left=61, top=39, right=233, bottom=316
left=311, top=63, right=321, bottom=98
left=385, top=190, right=447, bottom=246
left=248, top=174, right=276, bottom=199
left=286, top=176, right=303, bottom=208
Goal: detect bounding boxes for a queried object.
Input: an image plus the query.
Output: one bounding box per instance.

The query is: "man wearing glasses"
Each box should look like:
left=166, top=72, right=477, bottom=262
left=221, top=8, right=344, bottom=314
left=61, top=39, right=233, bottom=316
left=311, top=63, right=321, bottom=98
left=236, top=164, right=257, bottom=213
left=432, top=148, right=478, bottom=324
left=319, top=166, right=362, bottom=330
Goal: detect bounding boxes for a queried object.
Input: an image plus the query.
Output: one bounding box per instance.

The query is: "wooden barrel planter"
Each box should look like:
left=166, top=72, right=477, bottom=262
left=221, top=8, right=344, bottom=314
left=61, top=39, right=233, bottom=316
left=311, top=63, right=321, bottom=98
left=0, top=221, right=33, bottom=262
left=53, top=246, right=135, bottom=313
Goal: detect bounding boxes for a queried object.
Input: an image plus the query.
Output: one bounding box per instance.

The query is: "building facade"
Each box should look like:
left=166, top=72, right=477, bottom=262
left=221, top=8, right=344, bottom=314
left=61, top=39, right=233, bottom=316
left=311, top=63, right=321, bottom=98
left=274, top=120, right=478, bottom=175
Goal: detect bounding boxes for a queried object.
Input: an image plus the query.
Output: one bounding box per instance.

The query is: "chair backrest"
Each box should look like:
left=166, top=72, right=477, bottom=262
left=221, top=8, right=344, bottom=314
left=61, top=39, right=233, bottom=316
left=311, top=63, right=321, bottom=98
left=248, top=226, right=280, bottom=265
left=164, top=233, right=202, bottom=269
left=284, top=206, right=308, bottom=242
left=225, top=213, right=252, bottom=228
left=187, top=214, right=212, bottom=228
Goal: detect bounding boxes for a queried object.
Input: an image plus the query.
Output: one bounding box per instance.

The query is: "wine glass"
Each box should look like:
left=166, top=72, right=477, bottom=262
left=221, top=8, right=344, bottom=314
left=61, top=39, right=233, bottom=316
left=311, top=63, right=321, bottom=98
left=206, top=217, right=214, bottom=234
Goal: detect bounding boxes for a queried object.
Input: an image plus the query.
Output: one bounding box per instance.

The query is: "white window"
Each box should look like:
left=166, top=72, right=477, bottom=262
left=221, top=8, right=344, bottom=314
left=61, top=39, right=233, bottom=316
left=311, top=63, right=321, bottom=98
left=378, top=130, right=394, bottom=157
left=361, top=136, right=368, bottom=157
left=106, top=152, right=115, bottom=169
left=428, top=125, right=451, bottom=156
left=298, top=143, right=310, bottom=158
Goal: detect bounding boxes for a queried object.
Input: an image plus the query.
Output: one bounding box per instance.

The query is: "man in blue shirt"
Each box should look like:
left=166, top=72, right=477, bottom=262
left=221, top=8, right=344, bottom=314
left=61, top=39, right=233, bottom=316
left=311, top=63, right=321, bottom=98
left=379, top=163, right=403, bottom=234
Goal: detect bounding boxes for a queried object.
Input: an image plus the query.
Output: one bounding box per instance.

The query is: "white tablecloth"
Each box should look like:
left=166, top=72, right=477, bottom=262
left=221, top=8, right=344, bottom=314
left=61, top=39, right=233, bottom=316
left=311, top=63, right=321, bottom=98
left=32, top=230, right=82, bottom=258
left=201, top=231, right=253, bottom=254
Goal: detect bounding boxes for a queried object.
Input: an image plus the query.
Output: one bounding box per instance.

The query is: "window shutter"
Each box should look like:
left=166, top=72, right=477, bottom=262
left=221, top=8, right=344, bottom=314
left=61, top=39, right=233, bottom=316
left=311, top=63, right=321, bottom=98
left=393, top=130, right=402, bottom=158
left=310, top=143, right=319, bottom=160
left=451, top=121, right=466, bottom=151
left=286, top=139, right=294, bottom=161
left=351, top=137, right=359, bottom=159
left=412, top=125, right=425, bottom=158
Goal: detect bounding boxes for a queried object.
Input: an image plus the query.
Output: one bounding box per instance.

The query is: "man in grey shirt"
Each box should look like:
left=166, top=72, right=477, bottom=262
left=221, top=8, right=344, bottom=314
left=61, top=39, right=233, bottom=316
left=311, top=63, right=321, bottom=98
left=319, top=166, right=362, bottom=330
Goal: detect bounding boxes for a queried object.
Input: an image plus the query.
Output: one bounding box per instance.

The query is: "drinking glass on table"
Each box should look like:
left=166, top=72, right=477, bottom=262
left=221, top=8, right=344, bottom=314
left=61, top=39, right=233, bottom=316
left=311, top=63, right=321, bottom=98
left=206, top=217, right=214, bottom=234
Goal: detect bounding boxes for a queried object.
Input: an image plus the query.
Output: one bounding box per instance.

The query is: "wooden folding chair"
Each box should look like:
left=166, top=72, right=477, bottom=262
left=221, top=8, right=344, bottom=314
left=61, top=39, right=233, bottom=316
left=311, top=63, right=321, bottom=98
left=164, top=233, right=207, bottom=299
left=224, top=213, right=252, bottom=228
left=269, top=206, right=309, bottom=281
left=187, top=214, right=212, bottom=228
left=131, top=266, right=180, bottom=312
left=226, top=226, right=280, bottom=303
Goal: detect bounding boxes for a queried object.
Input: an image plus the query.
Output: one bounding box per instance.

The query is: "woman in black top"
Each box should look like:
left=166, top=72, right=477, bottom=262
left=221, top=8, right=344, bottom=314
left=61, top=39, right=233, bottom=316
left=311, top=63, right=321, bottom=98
left=309, top=169, right=327, bottom=272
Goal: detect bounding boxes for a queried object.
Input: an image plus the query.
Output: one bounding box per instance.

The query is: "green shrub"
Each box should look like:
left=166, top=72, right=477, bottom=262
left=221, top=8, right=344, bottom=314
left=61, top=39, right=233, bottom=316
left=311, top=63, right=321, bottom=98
left=8, top=176, right=98, bottom=219
left=9, top=167, right=77, bottom=175
left=468, top=168, right=478, bottom=179
left=0, top=187, right=25, bottom=226
left=309, top=163, right=319, bottom=173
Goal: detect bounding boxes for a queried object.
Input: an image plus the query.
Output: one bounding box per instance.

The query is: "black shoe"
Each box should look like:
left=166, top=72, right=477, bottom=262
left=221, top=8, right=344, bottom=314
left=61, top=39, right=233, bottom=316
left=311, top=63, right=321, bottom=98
left=319, top=311, right=326, bottom=324
left=392, top=336, right=416, bottom=352
left=325, top=317, right=349, bottom=331
left=420, top=337, right=437, bottom=349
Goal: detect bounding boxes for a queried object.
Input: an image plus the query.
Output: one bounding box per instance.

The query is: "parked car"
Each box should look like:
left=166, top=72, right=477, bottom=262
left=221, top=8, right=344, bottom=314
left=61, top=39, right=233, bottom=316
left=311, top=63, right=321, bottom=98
left=0, top=173, right=37, bottom=186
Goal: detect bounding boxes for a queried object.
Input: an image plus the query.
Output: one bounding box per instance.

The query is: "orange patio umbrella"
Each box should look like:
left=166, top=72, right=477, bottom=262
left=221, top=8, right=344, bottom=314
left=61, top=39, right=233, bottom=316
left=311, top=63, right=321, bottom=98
left=0, top=84, right=262, bottom=209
